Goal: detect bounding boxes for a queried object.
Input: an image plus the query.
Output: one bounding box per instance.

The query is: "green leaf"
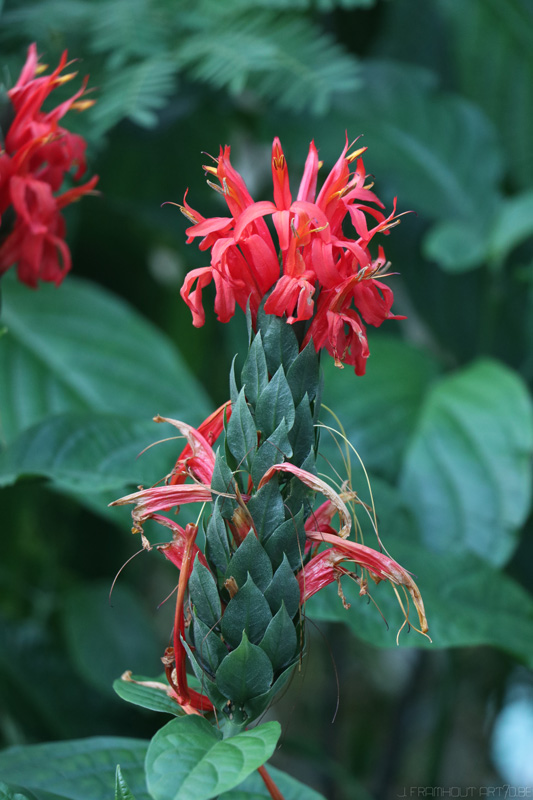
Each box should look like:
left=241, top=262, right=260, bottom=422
left=115, top=766, right=138, bottom=800
left=289, top=393, right=315, bottom=467
left=260, top=313, right=299, bottom=375
left=145, top=715, right=280, bottom=800
left=113, top=673, right=183, bottom=716
left=226, top=389, right=257, bottom=469
left=220, top=574, right=273, bottom=648
left=400, top=359, right=533, bottom=566
left=321, top=337, right=441, bottom=480
left=189, top=558, right=222, bottom=629
left=205, top=501, right=232, bottom=574
left=0, top=275, right=209, bottom=445
left=215, top=632, right=274, bottom=705
left=309, top=480, right=533, bottom=668
left=241, top=331, right=269, bottom=406
left=259, top=603, right=298, bottom=671
left=0, top=413, right=180, bottom=491
left=61, top=582, right=162, bottom=695
left=210, top=451, right=238, bottom=519
left=0, top=784, right=42, bottom=800
left=0, top=738, right=150, bottom=800
left=488, top=191, right=533, bottom=266
left=255, top=366, right=295, bottom=438
left=223, top=531, right=273, bottom=592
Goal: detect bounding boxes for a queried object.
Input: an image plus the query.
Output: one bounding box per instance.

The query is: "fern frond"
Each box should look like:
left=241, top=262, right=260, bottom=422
left=88, top=0, right=171, bottom=70
left=176, top=10, right=360, bottom=114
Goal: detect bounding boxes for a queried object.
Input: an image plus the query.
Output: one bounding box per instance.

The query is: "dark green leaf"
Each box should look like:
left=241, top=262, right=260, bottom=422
left=223, top=531, right=273, bottom=592
left=286, top=340, right=320, bottom=406
left=191, top=617, right=228, bottom=676
left=145, top=715, right=280, bottom=800
left=251, top=419, right=293, bottom=487
left=218, top=763, right=326, bottom=800
left=261, top=314, right=299, bottom=375
left=226, top=389, right=257, bottom=469
left=263, top=508, right=306, bottom=571
left=241, top=331, right=269, bottom=406
left=255, top=366, right=295, bottom=439
left=215, top=632, right=274, bottom=705
left=211, top=451, right=238, bottom=519
left=264, top=554, right=301, bottom=619
left=246, top=480, right=285, bottom=541
left=259, top=603, right=298, bottom=671
left=189, top=558, right=222, bottom=629
left=221, top=574, right=273, bottom=647
left=289, top=394, right=315, bottom=467
left=205, top=501, right=231, bottom=574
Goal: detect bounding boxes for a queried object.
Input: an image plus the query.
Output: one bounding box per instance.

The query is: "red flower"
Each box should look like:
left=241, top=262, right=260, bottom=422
left=177, top=136, right=404, bottom=374
left=0, top=44, right=98, bottom=287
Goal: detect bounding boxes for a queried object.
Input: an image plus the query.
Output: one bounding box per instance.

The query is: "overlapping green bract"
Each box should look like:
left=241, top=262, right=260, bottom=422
left=186, top=309, right=321, bottom=726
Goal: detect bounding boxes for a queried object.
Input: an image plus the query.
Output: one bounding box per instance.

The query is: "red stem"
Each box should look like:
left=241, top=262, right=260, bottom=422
left=173, top=523, right=198, bottom=703
left=257, top=766, right=286, bottom=800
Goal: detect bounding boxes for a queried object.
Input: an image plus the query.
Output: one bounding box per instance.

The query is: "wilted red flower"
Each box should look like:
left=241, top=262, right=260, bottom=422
left=178, top=136, right=404, bottom=374
left=0, top=44, right=98, bottom=287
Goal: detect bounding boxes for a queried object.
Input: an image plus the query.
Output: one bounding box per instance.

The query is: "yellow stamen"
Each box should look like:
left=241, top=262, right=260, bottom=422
left=71, top=99, right=96, bottom=112
left=346, top=146, right=367, bottom=163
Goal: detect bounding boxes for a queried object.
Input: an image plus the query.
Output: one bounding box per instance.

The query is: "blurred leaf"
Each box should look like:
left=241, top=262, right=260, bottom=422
left=400, top=359, right=533, bottom=566
left=0, top=275, right=209, bottom=445
left=0, top=738, right=150, bottom=800
left=145, top=716, right=280, bottom=800
left=308, top=479, right=533, bottom=667
left=438, top=0, right=533, bottom=189
left=422, top=219, right=489, bottom=273
left=342, top=61, right=504, bottom=223
left=61, top=582, right=162, bottom=695
left=115, top=766, right=137, bottom=800
left=113, top=673, right=183, bottom=716
left=321, top=337, right=441, bottom=480
left=0, top=413, right=181, bottom=491
left=487, top=191, right=533, bottom=266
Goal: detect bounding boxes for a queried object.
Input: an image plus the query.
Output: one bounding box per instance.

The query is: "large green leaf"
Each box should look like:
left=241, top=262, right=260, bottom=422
left=321, top=337, right=441, bottom=480
left=0, top=738, right=150, bottom=800
left=145, top=715, right=281, bottom=800
left=0, top=275, right=209, bottom=446
left=113, top=673, right=183, bottom=716
left=0, top=413, right=181, bottom=491
left=400, top=359, right=533, bottom=566
left=308, top=479, right=533, bottom=668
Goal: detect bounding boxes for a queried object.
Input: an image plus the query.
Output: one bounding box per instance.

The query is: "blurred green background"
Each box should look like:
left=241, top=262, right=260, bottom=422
left=1, top=1, right=533, bottom=798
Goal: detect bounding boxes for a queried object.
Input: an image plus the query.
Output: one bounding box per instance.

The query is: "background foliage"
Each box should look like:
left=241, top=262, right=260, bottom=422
left=1, top=0, right=533, bottom=797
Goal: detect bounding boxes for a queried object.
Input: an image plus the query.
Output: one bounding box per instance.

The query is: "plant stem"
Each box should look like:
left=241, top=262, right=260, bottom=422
left=257, top=765, right=286, bottom=800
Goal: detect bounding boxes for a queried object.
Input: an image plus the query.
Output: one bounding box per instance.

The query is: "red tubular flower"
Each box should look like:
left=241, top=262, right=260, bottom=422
left=0, top=43, right=98, bottom=287
left=177, top=135, right=404, bottom=374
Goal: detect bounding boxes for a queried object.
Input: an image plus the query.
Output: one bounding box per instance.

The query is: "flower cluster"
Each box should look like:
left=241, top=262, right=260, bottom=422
left=0, top=44, right=98, bottom=287
left=179, top=137, right=404, bottom=375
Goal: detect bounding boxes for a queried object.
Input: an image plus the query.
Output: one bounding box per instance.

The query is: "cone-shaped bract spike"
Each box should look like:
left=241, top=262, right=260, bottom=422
left=264, top=554, right=301, bottom=618
left=215, top=630, right=274, bottom=708
left=255, top=365, right=295, bottom=438
left=259, top=602, right=298, bottom=672
left=188, top=556, right=222, bottom=629
left=221, top=573, right=273, bottom=648
left=223, top=531, right=273, bottom=592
